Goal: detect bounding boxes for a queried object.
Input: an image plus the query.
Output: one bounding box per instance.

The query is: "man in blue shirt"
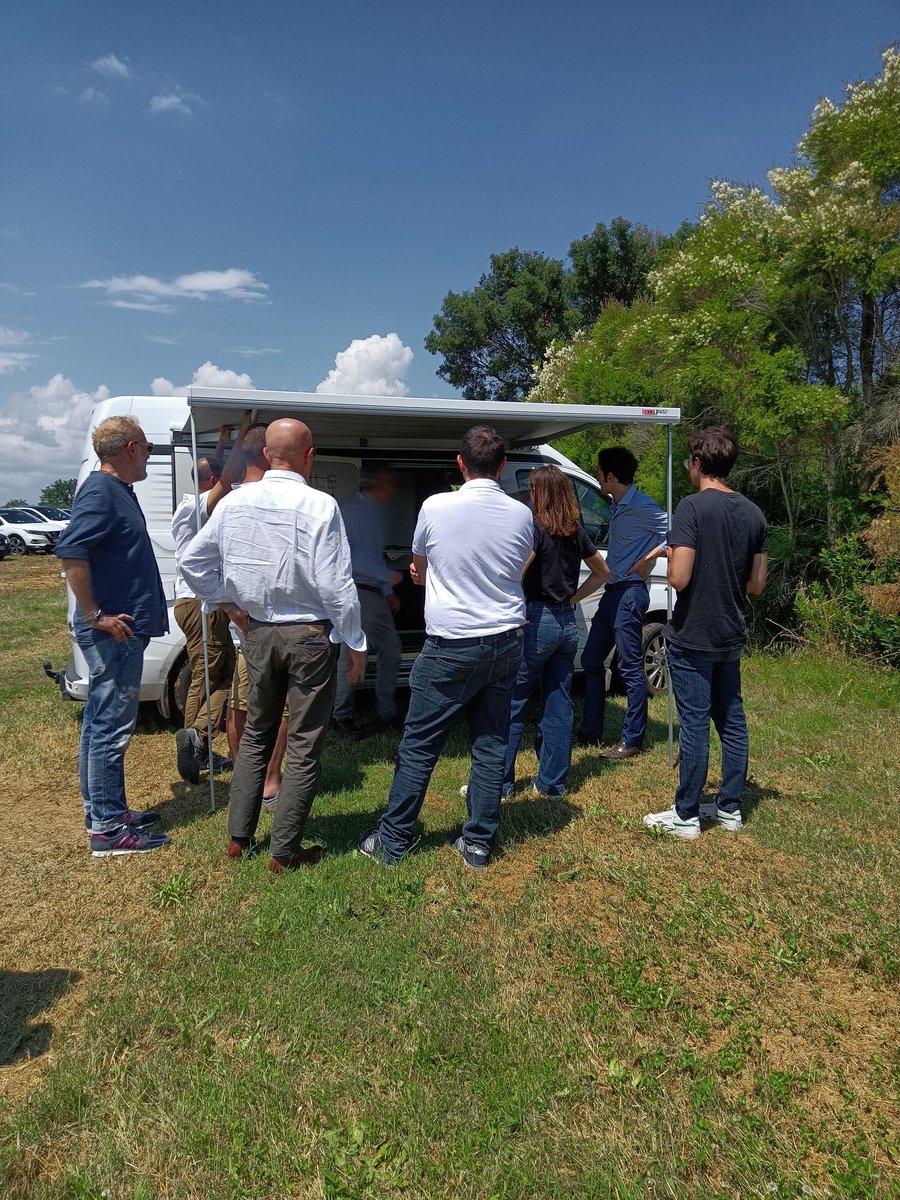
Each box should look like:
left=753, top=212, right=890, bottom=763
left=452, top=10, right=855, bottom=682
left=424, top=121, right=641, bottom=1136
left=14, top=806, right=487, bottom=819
left=577, top=447, right=667, bottom=760
left=332, top=468, right=403, bottom=738
left=56, top=415, right=170, bottom=857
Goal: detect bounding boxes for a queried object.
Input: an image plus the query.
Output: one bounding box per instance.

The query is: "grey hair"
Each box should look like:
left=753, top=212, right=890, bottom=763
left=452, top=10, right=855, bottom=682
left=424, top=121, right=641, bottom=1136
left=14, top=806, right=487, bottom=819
left=92, top=416, right=144, bottom=462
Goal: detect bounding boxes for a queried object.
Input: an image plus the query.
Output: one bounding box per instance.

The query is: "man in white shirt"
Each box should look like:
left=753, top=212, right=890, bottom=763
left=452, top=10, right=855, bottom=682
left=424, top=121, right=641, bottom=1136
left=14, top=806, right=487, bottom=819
left=359, top=425, right=533, bottom=870
left=181, top=418, right=367, bottom=872
left=172, top=421, right=248, bottom=784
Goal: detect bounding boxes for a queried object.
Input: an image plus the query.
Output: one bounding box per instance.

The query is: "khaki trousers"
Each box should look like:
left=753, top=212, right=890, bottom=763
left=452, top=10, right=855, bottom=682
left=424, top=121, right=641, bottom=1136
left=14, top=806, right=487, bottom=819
left=173, top=597, right=236, bottom=752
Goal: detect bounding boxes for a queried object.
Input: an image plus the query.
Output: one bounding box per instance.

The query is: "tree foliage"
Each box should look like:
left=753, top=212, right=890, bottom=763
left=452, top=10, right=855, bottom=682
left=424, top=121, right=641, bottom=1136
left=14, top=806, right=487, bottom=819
left=40, top=479, right=77, bottom=507
left=3, top=498, right=27, bottom=507
left=425, top=249, right=573, bottom=402
left=425, top=220, right=667, bottom=401
left=526, top=47, right=900, bottom=651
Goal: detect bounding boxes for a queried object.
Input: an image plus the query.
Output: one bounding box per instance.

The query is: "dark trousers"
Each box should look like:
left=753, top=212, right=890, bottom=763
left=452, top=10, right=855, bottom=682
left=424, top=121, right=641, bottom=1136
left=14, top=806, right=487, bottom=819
left=579, top=584, right=650, bottom=747
left=228, top=620, right=338, bottom=858
left=378, top=628, right=524, bottom=858
left=667, top=642, right=748, bottom=819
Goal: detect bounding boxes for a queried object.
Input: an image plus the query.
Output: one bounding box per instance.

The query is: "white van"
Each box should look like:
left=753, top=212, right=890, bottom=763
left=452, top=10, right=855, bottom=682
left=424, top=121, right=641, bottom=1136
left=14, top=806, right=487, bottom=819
left=50, top=388, right=679, bottom=719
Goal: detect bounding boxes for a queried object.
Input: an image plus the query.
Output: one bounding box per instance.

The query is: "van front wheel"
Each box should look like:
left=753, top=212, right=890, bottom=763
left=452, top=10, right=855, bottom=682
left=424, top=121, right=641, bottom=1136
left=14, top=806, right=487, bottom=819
left=158, top=652, right=191, bottom=724
left=642, top=622, right=668, bottom=696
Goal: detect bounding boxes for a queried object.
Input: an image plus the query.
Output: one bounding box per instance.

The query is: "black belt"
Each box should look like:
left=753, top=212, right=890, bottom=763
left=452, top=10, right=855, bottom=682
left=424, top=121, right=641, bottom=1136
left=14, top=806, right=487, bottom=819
left=356, top=583, right=383, bottom=594
left=429, top=627, right=523, bottom=648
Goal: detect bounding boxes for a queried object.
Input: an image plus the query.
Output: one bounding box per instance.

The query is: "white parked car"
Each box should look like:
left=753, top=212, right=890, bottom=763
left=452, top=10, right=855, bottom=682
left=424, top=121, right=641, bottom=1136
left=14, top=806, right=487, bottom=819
left=23, top=505, right=71, bottom=526
left=0, top=508, right=60, bottom=555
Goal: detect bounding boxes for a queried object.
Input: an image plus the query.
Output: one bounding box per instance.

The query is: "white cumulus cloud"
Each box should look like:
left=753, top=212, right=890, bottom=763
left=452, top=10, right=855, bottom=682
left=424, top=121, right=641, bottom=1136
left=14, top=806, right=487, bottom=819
left=79, top=87, right=109, bottom=104
left=150, top=88, right=203, bottom=116
left=91, top=54, right=129, bottom=78
left=80, top=268, right=268, bottom=311
left=316, top=333, right=413, bottom=397
left=151, top=361, right=255, bottom=397
left=0, top=374, right=109, bottom=499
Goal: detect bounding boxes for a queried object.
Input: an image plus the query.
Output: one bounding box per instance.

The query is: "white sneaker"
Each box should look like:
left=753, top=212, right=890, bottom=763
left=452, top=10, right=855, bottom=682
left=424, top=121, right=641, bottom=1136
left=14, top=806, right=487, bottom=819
left=642, top=808, right=701, bottom=840
left=459, top=784, right=468, bottom=797
left=712, top=806, right=743, bottom=832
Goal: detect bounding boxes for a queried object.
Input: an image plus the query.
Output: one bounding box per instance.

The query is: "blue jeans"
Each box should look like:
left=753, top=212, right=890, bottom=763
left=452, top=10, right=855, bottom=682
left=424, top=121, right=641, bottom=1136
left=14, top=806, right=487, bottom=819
left=580, top=583, right=650, bottom=747
left=75, top=627, right=148, bottom=834
left=503, top=602, right=579, bottom=797
left=667, top=641, right=748, bottom=820
left=378, top=628, right=524, bottom=858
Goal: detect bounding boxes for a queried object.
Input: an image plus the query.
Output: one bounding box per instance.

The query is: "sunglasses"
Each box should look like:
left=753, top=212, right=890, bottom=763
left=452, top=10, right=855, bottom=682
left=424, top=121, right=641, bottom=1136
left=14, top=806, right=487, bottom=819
left=129, top=440, right=155, bottom=454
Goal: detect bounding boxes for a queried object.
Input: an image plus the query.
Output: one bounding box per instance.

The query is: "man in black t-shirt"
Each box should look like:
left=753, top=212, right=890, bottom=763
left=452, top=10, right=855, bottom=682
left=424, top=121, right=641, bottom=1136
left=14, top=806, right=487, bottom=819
left=643, top=428, right=768, bottom=840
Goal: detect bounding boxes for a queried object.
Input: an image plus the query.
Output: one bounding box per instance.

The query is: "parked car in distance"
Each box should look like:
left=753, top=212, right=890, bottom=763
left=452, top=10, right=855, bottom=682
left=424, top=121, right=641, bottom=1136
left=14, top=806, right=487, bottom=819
left=26, top=505, right=72, bottom=524
left=0, top=508, right=59, bottom=554
left=0, top=532, right=10, bottom=560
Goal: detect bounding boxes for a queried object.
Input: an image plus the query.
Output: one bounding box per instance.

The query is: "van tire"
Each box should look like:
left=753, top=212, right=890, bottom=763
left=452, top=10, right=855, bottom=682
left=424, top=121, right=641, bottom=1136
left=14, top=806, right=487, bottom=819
left=641, top=621, right=668, bottom=696
left=160, top=652, right=191, bottom=724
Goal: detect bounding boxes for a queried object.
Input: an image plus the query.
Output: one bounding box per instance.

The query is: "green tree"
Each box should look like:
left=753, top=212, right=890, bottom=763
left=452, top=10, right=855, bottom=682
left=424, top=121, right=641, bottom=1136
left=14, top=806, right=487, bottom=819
left=425, top=249, right=573, bottom=401
left=3, top=498, right=28, bottom=507
left=567, top=217, right=665, bottom=326
left=40, top=478, right=77, bottom=507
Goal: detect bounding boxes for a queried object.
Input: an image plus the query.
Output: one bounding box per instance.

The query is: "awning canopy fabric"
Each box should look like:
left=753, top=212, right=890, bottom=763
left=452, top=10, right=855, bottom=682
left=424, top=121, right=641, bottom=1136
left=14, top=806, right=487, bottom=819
left=183, top=388, right=680, bottom=450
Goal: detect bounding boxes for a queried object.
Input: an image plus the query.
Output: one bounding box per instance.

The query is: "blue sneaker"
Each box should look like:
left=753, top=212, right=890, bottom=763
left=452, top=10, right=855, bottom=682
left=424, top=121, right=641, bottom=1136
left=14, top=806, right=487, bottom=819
left=356, top=829, right=401, bottom=867
left=84, top=808, right=161, bottom=832
left=451, top=833, right=490, bottom=870
left=90, top=826, right=171, bottom=857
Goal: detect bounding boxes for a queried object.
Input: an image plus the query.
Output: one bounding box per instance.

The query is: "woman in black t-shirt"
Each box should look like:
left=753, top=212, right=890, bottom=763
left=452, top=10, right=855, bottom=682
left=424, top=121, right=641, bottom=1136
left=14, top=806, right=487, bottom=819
left=503, top=467, right=609, bottom=797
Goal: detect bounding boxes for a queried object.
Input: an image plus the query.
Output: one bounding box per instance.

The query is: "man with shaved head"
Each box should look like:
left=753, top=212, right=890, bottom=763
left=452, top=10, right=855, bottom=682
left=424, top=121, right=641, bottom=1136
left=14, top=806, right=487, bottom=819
left=181, top=418, right=366, bottom=871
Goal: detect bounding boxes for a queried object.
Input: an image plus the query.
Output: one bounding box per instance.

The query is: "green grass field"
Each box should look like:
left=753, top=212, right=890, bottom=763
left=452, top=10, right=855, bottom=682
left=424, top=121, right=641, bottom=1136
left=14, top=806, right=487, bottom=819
left=0, top=557, right=898, bottom=1199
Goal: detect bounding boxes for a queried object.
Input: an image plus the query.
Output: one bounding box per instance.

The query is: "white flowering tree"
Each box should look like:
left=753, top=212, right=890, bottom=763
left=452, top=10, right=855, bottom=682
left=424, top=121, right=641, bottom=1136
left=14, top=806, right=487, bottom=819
left=533, top=47, right=900, bottom=549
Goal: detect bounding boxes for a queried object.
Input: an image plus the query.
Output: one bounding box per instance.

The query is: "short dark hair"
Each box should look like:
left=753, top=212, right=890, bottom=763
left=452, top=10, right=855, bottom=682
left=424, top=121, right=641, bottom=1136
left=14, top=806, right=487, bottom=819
left=360, top=466, right=397, bottom=494
left=460, top=425, right=505, bottom=476
left=597, top=446, right=637, bottom=485
left=242, top=422, right=268, bottom=469
left=687, top=427, right=737, bottom=478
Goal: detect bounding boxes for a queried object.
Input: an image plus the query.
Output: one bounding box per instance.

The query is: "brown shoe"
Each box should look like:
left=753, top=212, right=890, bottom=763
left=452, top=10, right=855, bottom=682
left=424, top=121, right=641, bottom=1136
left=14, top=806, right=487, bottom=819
left=227, top=837, right=251, bottom=859
left=600, top=741, right=642, bottom=762
left=269, top=845, right=324, bottom=873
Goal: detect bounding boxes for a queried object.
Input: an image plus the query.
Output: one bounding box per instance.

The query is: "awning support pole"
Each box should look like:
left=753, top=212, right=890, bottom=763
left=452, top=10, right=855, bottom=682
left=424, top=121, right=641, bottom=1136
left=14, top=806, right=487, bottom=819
left=666, top=424, right=675, bottom=772
left=189, top=409, right=216, bottom=816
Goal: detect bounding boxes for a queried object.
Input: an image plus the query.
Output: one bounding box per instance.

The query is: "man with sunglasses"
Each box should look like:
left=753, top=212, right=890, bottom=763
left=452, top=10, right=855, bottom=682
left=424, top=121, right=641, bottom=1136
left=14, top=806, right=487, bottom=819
left=57, top=416, right=171, bottom=856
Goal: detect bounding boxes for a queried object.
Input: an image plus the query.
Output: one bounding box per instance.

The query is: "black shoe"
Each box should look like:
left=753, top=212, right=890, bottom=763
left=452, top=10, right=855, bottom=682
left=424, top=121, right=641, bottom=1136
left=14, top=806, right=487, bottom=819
left=176, top=728, right=202, bottom=784
left=600, top=741, right=642, bottom=762
left=203, top=749, right=233, bottom=774
left=374, top=715, right=404, bottom=733
left=331, top=717, right=368, bottom=741
left=575, top=732, right=602, bottom=749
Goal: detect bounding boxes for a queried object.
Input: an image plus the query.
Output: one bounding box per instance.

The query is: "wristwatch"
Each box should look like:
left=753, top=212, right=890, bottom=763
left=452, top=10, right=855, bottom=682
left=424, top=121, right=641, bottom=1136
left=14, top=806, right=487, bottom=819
left=84, top=608, right=104, bottom=625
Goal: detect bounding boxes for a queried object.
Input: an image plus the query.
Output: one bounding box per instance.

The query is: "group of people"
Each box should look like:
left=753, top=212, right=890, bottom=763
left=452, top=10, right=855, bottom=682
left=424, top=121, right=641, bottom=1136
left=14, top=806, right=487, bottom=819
left=58, top=413, right=767, bottom=867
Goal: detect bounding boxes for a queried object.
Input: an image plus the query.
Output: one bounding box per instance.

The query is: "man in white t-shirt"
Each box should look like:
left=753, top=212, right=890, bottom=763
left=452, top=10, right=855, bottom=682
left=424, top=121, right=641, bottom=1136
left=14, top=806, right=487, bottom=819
left=172, top=420, right=248, bottom=784
left=358, top=425, right=533, bottom=870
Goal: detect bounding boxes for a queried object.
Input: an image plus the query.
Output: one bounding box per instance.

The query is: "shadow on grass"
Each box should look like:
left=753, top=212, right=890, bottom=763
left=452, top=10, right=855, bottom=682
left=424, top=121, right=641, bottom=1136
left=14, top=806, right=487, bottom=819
left=0, top=969, right=81, bottom=1066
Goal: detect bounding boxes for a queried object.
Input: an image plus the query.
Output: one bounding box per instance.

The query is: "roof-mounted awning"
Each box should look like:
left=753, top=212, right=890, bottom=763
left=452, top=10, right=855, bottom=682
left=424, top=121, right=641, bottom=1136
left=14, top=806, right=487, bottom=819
left=183, top=387, right=680, bottom=450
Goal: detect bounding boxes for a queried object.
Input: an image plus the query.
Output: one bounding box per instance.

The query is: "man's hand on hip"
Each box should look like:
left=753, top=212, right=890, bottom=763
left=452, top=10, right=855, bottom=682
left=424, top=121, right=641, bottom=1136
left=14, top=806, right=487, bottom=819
left=346, top=648, right=367, bottom=685
left=97, top=613, right=134, bottom=643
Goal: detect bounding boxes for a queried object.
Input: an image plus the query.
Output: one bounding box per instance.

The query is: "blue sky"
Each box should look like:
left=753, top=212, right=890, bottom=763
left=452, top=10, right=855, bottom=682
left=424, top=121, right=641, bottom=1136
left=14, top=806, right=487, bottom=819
left=1, top=0, right=897, bottom=498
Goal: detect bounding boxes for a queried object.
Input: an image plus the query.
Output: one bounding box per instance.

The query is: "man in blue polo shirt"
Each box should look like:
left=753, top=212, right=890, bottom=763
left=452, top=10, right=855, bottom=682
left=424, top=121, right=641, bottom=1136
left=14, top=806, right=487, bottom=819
left=577, top=447, right=667, bottom=760
left=57, top=415, right=171, bottom=856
